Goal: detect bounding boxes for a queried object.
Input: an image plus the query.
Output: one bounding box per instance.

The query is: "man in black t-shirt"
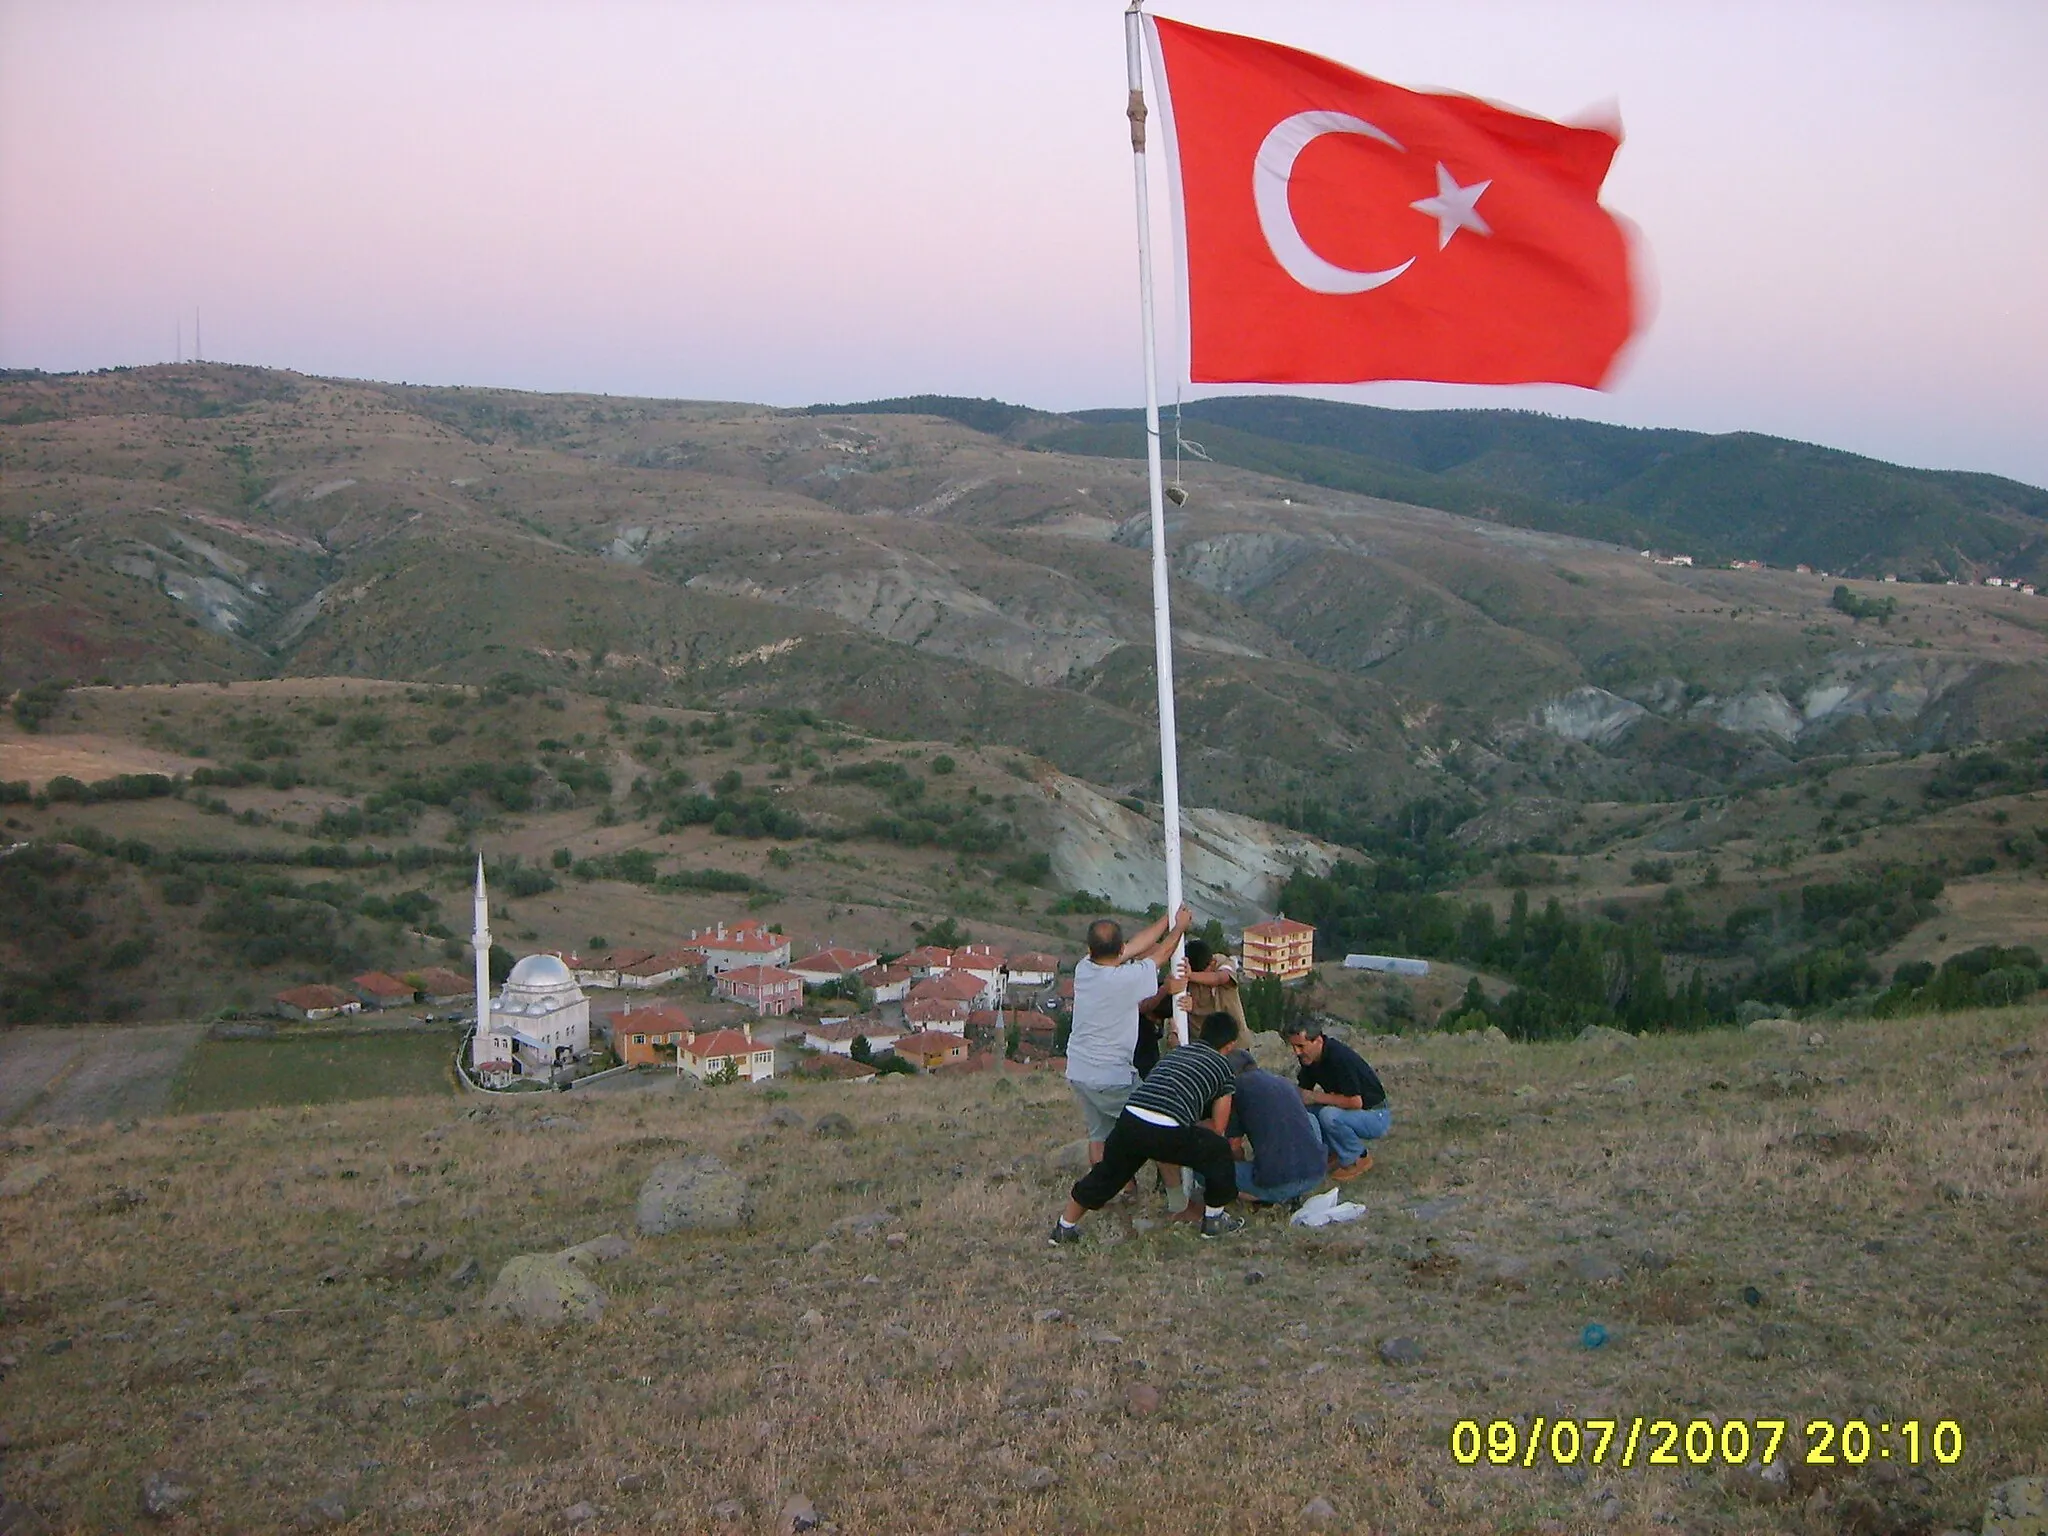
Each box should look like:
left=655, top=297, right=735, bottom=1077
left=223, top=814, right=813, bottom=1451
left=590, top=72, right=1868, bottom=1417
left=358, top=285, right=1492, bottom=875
left=1050, top=1011, right=1248, bottom=1242
left=1281, top=1019, right=1389, bottom=1180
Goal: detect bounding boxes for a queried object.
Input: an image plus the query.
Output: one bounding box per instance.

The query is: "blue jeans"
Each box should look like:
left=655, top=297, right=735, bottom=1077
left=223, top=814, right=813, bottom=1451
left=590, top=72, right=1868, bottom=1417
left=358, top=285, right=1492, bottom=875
left=1234, top=1168, right=1327, bottom=1205
left=1316, top=1104, right=1390, bottom=1166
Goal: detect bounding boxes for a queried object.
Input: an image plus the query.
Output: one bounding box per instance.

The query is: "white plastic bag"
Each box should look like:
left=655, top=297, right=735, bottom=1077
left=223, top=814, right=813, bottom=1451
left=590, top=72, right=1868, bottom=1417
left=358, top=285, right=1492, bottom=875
left=1290, top=1187, right=1367, bottom=1227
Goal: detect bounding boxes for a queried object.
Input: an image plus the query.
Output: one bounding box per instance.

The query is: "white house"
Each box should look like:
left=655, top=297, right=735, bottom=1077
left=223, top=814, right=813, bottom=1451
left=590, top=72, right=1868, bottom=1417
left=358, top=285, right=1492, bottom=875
left=678, top=1024, right=777, bottom=1084
left=1006, top=952, right=1058, bottom=988
left=788, top=946, right=880, bottom=990
left=692, top=922, right=793, bottom=976
left=866, top=963, right=915, bottom=1004
left=803, top=1019, right=904, bottom=1057
left=617, top=949, right=702, bottom=989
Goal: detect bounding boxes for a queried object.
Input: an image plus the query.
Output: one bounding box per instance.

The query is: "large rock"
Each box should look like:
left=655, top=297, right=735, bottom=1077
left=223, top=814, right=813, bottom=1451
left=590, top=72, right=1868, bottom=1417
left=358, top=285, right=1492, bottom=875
left=1048, top=1140, right=1094, bottom=1175
left=1245, top=1031, right=1297, bottom=1074
left=1575, top=1025, right=1637, bottom=1050
left=637, top=1155, right=751, bottom=1235
left=1984, top=1477, right=2048, bottom=1536
left=483, top=1254, right=605, bottom=1327
left=0, top=1163, right=52, bottom=1199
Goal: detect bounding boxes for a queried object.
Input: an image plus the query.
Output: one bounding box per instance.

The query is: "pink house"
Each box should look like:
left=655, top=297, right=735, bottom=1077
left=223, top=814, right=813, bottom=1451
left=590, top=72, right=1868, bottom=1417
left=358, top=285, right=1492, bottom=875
left=716, top=963, right=803, bottom=1016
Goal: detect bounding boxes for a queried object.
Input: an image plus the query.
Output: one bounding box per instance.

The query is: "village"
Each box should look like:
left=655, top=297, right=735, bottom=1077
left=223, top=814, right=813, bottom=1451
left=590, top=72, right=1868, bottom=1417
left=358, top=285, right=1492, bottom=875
left=265, top=860, right=1322, bottom=1095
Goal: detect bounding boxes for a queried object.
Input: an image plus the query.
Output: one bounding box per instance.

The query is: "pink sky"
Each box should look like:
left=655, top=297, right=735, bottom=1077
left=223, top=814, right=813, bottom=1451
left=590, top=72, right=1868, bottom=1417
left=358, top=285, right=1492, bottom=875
left=3, top=1, right=2044, bottom=484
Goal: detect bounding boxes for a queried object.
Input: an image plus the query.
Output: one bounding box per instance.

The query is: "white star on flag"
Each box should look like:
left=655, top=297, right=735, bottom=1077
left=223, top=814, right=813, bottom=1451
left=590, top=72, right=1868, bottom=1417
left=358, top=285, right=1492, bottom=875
left=1410, top=163, right=1493, bottom=249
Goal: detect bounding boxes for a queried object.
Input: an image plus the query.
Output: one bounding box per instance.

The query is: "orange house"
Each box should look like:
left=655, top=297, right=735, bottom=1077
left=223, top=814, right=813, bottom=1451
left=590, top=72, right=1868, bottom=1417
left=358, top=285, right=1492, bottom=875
left=1241, top=917, right=1316, bottom=981
left=609, top=1002, right=694, bottom=1067
left=895, top=1031, right=970, bottom=1071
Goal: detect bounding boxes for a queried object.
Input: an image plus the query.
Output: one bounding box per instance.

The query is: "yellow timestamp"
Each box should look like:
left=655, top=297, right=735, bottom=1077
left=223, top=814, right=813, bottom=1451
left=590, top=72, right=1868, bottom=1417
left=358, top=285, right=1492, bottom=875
left=1448, top=1417, right=1965, bottom=1469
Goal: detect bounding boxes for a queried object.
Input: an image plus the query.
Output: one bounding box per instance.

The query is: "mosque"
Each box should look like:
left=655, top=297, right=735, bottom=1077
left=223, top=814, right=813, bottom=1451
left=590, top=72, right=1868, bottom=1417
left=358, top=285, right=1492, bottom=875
left=467, top=859, right=591, bottom=1088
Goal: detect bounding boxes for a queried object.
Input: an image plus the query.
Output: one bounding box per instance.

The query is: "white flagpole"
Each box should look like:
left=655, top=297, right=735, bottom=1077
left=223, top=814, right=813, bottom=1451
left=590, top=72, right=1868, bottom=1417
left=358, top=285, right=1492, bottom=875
left=1124, top=2, right=1188, bottom=1045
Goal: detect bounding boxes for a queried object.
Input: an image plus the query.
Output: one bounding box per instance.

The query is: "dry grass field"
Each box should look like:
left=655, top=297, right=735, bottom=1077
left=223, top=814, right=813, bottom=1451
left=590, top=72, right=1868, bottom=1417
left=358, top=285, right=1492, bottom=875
left=2, top=1009, right=2041, bottom=1534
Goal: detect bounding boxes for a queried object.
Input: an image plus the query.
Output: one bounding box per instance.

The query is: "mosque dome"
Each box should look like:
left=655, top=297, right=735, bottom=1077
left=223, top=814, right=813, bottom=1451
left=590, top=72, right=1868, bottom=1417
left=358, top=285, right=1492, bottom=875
left=506, top=953, right=575, bottom=989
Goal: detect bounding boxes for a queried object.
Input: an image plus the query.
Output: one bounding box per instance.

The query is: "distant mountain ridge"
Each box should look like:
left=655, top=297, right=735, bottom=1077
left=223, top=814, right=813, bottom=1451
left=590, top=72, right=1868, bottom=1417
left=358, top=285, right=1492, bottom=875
left=810, top=392, right=2048, bottom=582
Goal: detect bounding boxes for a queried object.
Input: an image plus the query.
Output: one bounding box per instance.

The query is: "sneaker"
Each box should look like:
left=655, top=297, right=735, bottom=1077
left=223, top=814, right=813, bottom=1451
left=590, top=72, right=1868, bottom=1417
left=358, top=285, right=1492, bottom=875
left=1198, top=1211, right=1247, bottom=1239
left=1330, top=1151, right=1373, bottom=1181
left=1048, top=1221, right=1081, bottom=1246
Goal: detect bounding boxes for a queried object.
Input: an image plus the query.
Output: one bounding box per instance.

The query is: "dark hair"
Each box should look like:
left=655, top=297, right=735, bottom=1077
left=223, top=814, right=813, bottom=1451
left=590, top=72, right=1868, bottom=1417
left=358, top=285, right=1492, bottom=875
left=1184, top=938, right=1213, bottom=971
left=1086, top=919, right=1123, bottom=961
left=1198, top=1010, right=1239, bottom=1048
left=1279, top=1018, right=1324, bottom=1041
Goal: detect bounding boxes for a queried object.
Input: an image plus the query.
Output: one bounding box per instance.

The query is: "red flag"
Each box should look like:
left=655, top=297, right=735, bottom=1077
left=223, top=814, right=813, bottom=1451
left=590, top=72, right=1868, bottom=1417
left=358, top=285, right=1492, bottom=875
left=1147, top=15, right=1640, bottom=387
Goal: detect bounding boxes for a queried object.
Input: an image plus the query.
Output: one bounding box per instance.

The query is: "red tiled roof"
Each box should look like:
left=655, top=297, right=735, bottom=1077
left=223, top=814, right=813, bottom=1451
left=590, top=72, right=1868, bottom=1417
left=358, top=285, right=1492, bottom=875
left=353, top=971, right=413, bottom=999
left=908, top=973, right=983, bottom=1004
left=868, top=964, right=914, bottom=986
left=895, top=1031, right=968, bottom=1058
left=682, top=1029, right=773, bottom=1060
left=791, top=947, right=879, bottom=975
left=721, top=964, right=801, bottom=988
left=696, top=928, right=788, bottom=954
left=952, top=944, right=1005, bottom=967
left=277, top=984, right=356, bottom=1011
left=1244, top=917, right=1315, bottom=938
left=902, top=946, right=954, bottom=970
left=1010, top=1010, right=1057, bottom=1034
left=415, top=966, right=471, bottom=996
left=806, top=1020, right=900, bottom=1043
left=612, top=1002, right=694, bottom=1033
left=903, top=998, right=970, bottom=1025
left=620, top=949, right=701, bottom=977
left=1009, top=952, right=1059, bottom=973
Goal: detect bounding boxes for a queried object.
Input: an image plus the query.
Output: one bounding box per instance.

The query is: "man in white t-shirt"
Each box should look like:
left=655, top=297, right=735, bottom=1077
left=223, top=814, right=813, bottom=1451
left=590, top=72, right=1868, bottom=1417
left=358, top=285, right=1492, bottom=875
left=1065, top=903, right=1192, bottom=1164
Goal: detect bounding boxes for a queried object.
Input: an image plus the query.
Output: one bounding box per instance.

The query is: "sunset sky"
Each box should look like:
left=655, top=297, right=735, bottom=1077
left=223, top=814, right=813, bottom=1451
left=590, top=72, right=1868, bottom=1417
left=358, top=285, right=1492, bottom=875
left=3, top=1, right=2044, bottom=483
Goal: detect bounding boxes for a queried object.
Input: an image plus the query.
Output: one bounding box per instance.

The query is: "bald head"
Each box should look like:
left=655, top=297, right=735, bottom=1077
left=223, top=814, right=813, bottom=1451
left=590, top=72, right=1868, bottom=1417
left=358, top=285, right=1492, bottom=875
left=1086, top=919, right=1123, bottom=961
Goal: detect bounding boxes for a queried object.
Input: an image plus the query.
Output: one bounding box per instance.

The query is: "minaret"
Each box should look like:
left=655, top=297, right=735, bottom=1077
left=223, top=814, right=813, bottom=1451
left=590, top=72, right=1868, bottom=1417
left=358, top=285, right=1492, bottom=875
left=472, top=855, right=492, bottom=1044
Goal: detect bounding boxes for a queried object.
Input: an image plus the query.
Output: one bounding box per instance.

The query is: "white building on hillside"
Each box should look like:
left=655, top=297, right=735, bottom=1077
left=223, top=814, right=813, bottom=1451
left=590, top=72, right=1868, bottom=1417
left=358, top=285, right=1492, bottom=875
left=469, top=859, right=592, bottom=1086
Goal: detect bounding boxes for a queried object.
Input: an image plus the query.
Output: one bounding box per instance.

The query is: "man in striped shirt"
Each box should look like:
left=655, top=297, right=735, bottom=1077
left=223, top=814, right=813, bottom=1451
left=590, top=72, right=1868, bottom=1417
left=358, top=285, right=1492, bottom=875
left=1050, top=1011, right=1247, bottom=1242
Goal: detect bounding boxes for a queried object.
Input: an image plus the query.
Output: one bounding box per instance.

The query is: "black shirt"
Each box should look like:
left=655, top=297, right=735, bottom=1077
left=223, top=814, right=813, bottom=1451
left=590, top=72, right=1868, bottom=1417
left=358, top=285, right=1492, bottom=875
left=1126, top=1042, right=1234, bottom=1127
left=1295, top=1035, right=1387, bottom=1110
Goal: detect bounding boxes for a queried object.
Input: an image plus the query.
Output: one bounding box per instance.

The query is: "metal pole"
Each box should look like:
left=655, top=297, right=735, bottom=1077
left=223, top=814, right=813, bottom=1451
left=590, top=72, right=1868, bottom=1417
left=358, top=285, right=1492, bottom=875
left=1124, top=3, right=1188, bottom=1044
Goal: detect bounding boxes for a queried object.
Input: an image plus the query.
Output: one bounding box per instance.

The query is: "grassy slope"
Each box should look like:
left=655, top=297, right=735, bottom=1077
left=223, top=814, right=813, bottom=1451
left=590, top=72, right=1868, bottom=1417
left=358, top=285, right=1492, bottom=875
left=1, top=1008, right=2041, bottom=1533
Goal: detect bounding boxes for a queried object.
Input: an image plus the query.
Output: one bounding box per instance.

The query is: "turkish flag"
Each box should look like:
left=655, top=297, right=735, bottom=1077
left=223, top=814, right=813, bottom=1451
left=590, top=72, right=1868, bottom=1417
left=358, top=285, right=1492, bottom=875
left=1147, top=16, right=1641, bottom=387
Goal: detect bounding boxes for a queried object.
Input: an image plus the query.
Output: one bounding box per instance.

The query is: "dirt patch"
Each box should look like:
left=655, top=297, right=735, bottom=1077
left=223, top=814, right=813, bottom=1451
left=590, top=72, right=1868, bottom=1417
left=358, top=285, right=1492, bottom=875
left=427, top=1393, right=567, bottom=1464
left=0, top=731, right=206, bottom=789
left=0, top=1025, right=202, bottom=1126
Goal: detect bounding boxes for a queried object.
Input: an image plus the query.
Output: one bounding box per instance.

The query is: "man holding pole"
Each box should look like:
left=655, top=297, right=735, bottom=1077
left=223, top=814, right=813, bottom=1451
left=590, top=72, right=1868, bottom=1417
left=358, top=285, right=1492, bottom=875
left=1064, top=904, right=1192, bottom=1165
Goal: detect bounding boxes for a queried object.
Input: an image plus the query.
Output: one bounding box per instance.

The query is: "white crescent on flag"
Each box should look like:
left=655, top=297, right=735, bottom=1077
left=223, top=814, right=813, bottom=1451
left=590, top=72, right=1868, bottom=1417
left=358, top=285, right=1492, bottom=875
left=1251, top=110, right=1415, bottom=295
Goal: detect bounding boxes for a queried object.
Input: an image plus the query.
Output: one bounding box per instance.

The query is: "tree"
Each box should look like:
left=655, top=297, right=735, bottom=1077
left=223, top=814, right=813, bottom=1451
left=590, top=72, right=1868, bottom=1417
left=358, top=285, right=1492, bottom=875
left=850, top=1034, right=873, bottom=1064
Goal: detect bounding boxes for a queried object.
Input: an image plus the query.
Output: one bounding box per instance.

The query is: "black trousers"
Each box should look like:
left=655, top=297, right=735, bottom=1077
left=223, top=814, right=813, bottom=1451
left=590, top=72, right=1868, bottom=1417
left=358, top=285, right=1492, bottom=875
left=1070, top=1113, right=1238, bottom=1211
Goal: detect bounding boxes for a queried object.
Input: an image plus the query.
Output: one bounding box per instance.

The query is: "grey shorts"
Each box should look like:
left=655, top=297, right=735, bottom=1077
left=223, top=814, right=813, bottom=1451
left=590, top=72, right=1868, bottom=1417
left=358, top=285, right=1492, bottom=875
left=1069, top=1079, right=1134, bottom=1143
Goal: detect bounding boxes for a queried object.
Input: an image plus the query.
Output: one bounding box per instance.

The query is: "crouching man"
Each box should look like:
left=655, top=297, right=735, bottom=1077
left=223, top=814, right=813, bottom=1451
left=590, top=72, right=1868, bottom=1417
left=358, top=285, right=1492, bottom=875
left=1282, top=1019, right=1390, bottom=1180
left=1050, top=1010, right=1247, bottom=1243
left=1222, top=1045, right=1330, bottom=1207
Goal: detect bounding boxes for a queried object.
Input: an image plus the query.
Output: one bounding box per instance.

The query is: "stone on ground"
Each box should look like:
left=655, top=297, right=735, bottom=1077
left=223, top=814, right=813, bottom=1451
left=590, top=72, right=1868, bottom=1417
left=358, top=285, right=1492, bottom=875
left=483, top=1254, right=606, bottom=1327
left=779, top=1494, right=820, bottom=1533
left=637, top=1155, right=751, bottom=1234
left=0, top=1164, right=52, bottom=1199
left=1048, top=1139, right=1093, bottom=1174
left=139, top=1470, right=195, bottom=1520
left=1377, top=1336, right=1425, bottom=1366
left=1300, top=1496, right=1339, bottom=1526
left=812, top=1112, right=855, bottom=1140
left=1984, top=1477, right=2048, bottom=1536
left=560, top=1232, right=632, bottom=1267
left=1575, top=1025, right=1636, bottom=1049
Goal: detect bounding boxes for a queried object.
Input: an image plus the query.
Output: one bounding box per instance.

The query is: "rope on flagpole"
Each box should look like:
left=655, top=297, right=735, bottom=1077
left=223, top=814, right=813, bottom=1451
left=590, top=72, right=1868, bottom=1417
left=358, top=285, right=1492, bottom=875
left=1125, top=0, right=1189, bottom=1044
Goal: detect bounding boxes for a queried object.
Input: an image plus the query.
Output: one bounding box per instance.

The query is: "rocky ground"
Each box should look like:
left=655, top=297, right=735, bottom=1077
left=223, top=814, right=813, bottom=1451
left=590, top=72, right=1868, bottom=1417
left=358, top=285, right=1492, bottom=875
left=0, top=1010, right=2043, bottom=1534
